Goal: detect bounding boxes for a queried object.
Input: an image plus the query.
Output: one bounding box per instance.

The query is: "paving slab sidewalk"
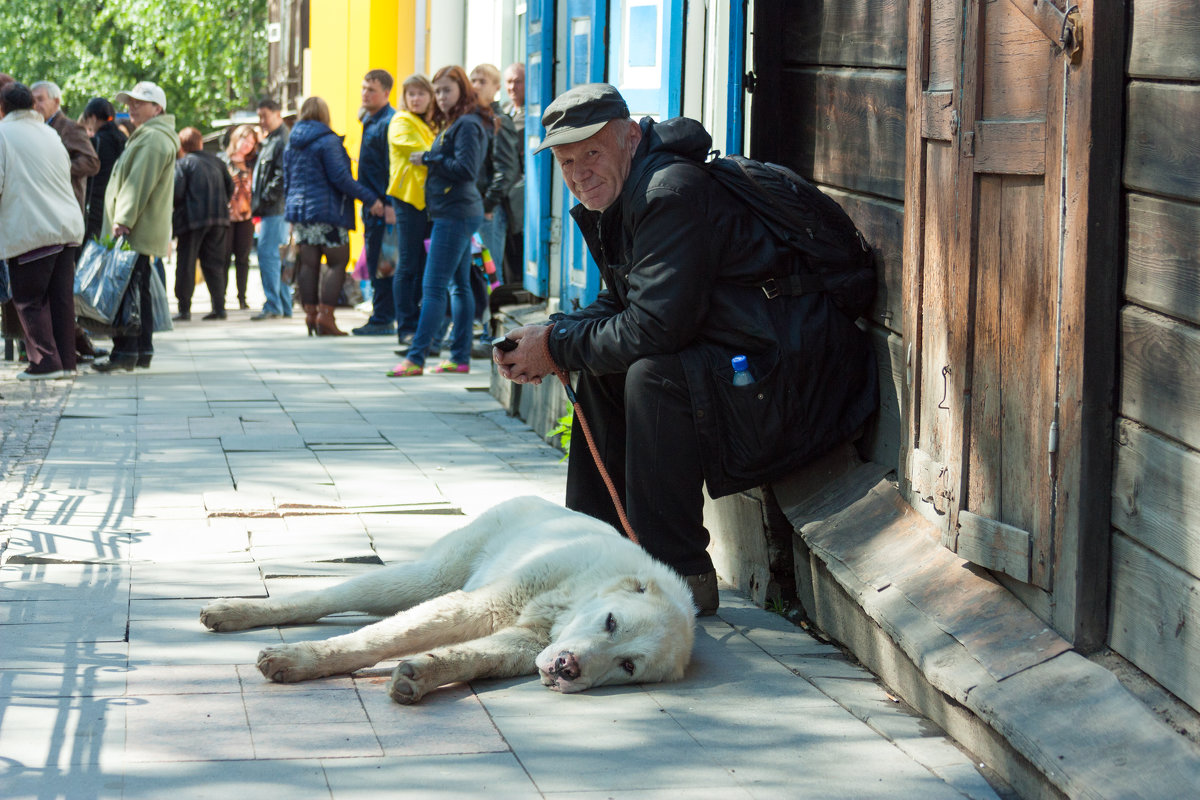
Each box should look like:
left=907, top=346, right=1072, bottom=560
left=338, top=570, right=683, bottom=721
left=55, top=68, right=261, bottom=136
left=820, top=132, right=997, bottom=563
left=1, top=288, right=1005, bottom=799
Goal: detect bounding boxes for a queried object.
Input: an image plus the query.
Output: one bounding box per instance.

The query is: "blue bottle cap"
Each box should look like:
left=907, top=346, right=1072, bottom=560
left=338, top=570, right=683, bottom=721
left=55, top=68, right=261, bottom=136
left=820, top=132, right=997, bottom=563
left=732, top=355, right=748, bottom=371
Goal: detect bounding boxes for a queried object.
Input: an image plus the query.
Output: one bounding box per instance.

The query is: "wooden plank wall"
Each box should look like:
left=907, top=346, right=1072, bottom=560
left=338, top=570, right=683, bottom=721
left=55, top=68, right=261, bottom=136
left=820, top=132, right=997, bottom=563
left=752, top=0, right=908, bottom=471
left=1111, top=0, right=1200, bottom=712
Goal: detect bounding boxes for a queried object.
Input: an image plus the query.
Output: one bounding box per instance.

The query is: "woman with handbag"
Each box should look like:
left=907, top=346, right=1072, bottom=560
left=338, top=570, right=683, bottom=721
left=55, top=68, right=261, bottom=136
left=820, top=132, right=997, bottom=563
left=388, top=66, right=494, bottom=376
left=0, top=82, right=85, bottom=380
left=283, top=96, right=386, bottom=335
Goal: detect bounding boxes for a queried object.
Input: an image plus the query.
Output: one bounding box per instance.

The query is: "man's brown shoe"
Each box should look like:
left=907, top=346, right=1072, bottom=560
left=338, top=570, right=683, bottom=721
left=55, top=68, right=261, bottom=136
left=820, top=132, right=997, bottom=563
left=685, top=570, right=719, bottom=616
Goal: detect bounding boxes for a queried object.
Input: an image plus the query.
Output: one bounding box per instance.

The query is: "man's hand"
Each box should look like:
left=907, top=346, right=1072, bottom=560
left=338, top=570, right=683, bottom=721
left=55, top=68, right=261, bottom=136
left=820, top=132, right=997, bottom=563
left=112, top=224, right=131, bottom=237
left=494, top=324, right=557, bottom=386
left=409, top=152, right=425, bottom=166
left=384, top=204, right=396, bottom=225
left=369, top=199, right=385, bottom=217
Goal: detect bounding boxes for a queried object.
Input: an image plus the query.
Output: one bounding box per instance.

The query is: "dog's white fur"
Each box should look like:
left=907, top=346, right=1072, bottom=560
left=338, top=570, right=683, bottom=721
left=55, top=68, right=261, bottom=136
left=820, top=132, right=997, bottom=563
left=200, top=497, right=696, bottom=704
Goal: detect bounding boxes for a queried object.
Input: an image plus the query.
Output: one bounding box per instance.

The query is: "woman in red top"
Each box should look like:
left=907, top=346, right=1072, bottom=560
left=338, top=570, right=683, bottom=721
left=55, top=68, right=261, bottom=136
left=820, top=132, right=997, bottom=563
left=218, top=124, right=258, bottom=310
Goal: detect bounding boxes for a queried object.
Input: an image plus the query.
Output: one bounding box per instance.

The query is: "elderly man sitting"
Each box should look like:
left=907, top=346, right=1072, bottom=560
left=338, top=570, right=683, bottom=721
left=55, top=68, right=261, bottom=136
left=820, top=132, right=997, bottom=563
left=495, top=84, right=878, bottom=615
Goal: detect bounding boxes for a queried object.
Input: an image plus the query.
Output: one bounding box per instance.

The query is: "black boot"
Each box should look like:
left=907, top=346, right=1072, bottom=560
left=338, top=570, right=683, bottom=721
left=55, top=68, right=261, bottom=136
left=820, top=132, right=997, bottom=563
left=92, top=354, right=138, bottom=373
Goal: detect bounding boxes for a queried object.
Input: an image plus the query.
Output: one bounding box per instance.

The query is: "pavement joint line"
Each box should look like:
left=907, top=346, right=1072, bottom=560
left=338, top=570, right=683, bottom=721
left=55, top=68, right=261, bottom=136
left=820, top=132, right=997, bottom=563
left=0, top=300, right=1006, bottom=799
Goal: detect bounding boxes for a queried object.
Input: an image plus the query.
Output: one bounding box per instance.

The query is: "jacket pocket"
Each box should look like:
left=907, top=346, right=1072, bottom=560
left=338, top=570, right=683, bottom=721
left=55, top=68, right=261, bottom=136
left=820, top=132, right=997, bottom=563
left=709, top=351, right=789, bottom=482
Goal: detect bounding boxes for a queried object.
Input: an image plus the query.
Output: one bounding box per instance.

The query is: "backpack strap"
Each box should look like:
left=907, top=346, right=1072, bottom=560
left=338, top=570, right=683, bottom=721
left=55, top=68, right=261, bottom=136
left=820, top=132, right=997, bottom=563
left=759, top=274, right=829, bottom=299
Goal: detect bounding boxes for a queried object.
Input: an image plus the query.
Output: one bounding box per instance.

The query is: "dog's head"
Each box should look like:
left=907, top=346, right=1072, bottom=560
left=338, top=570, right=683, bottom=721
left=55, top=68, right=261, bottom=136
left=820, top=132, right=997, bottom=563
left=536, top=575, right=696, bottom=693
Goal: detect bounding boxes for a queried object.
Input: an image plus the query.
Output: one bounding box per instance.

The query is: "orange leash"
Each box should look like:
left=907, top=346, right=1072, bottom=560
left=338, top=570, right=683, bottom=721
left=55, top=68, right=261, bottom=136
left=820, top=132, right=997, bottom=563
left=541, top=333, right=640, bottom=546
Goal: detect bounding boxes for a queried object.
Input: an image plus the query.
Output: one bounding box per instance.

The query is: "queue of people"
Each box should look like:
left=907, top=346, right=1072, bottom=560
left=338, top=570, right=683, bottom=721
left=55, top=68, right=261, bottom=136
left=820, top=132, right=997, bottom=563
left=0, top=75, right=179, bottom=378
left=257, top=63, right=524, bottom=377
left=1, top=61, right=527, bottom=381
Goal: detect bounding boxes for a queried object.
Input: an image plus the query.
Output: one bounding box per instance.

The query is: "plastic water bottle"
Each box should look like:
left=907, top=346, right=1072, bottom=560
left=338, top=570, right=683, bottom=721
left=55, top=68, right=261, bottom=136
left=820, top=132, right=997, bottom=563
left=731, top=355, right=754, bottom=386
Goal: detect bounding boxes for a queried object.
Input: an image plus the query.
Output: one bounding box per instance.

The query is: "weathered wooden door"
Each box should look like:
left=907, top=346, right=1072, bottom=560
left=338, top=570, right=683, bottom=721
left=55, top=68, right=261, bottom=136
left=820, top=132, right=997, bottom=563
left=903, top=0, right=1120, bottom=644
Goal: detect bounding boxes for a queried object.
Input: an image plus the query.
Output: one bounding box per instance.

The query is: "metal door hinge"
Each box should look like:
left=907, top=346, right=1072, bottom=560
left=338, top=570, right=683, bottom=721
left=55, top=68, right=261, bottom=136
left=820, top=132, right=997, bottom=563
left=1061, top=6, right=1083, bottom=63
left=963, top=130, right=975, bottom=158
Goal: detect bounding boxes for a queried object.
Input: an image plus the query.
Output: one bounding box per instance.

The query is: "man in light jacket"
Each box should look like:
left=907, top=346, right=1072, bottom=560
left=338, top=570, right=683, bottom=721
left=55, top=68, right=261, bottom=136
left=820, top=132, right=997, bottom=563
left=0, top=82, right=85, bottom=380
left=93, top=81, right=179, bottom=373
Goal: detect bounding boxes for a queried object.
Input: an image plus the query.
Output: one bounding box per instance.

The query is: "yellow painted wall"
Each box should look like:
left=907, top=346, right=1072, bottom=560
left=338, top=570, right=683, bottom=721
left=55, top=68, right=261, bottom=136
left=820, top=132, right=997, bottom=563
left=306, top=0, right=416, bottom=259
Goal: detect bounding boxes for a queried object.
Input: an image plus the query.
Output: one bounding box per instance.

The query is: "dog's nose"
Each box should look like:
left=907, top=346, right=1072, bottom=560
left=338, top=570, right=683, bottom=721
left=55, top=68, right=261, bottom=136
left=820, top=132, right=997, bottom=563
left=552, top=651, right=580, bottom=680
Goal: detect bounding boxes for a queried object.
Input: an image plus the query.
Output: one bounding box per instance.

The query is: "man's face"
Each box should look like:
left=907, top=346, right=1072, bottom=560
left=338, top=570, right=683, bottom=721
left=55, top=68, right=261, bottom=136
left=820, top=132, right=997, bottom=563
left=125, top=98, right=158, bottom=127
left=257, top=107, right=281, bottom=133
left=552, top=120, right=640, bottom=212
left=504, top=68, right=525, bottom=108
left=471, top=73, right=499, bottom=104
left=361, top=79, right=388, bottom=113
left=32, top=87, right=59, bottom=121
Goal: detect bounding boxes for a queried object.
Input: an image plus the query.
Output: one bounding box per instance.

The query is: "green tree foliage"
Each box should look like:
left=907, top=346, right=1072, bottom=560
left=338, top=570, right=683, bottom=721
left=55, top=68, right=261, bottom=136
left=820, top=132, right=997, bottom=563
left=0, top=0, right=268, bottom=130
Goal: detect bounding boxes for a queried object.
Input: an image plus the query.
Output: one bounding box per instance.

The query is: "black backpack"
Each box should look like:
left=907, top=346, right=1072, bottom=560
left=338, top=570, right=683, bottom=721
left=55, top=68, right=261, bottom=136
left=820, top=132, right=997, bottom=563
left=705, top=154, right=876, bottom=319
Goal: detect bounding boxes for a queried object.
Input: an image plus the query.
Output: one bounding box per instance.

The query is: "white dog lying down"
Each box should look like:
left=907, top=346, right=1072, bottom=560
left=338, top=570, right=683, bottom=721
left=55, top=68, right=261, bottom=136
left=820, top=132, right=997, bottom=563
left=200, top=496, right=696, bottom=704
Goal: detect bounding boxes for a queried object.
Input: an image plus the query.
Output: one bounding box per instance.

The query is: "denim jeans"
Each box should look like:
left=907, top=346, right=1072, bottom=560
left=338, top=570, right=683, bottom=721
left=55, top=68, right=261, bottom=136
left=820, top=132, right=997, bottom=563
left=477, top=206, right=507, bottom=283
left=364, top=216, right=394, bottom=326
left=256, top=215, right=292, bottom=316
left=407, top=214, right=480, bottom=367
left=391, top=201, right=428, bottom=337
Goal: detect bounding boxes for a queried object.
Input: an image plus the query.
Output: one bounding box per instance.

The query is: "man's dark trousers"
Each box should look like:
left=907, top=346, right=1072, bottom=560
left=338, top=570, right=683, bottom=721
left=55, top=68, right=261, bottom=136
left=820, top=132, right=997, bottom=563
left=176, top=225, right=228, bottom=314
left=9, top=246, right=78, bottom=373
left=364, top=217, right=395, bottom=326
left=112, top=254, right=154, bottom=359
left=564, top=354, right=715, bottom=578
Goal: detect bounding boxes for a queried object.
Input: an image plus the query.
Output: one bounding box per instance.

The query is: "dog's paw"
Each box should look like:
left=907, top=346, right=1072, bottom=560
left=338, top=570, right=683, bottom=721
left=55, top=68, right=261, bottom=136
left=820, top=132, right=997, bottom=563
left=200, top=598, right=262, bottom=632
left=388, top=659, right=430, bottom=705
left=257, top=643, right=321, bottom=683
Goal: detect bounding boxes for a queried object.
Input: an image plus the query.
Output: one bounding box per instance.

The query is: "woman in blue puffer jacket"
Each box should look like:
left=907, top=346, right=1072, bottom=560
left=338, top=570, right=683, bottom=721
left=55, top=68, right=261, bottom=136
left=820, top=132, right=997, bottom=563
left=283, top=96, right=386, bottom=335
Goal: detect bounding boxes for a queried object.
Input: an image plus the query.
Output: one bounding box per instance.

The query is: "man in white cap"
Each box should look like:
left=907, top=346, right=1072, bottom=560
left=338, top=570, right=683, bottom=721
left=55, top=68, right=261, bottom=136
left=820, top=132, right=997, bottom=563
left=93, top=81, right=179, bottom=373
left=494, top=84, right=877, bottom=615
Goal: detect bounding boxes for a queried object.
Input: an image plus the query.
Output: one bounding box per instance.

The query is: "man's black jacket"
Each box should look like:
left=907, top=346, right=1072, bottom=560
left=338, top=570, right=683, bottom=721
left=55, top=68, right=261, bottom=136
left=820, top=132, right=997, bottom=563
left=547, top=116, right=878, bottom=497
left=173, top=150, right=234, bottom=234
left=475, top=101, right=522, bottom=215
left=252, top=123, right=289, bottom=217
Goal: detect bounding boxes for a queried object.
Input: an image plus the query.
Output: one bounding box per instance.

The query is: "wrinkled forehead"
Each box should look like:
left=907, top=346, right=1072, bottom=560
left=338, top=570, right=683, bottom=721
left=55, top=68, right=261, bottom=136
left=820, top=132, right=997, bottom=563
left=550, top=123, right=620, bottom=163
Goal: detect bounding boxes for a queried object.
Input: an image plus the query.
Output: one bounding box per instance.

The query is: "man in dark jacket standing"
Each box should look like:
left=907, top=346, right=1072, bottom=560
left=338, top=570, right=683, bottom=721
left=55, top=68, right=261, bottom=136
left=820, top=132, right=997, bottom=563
left=173, top=127, right=233, bottom=320
left=495, top=84, right=878, bottom=615
left=470, top=64, right=520, bottom=285
left=251, top=97, right=291, bottom=320
left=351, top=69, right=398, bottom=336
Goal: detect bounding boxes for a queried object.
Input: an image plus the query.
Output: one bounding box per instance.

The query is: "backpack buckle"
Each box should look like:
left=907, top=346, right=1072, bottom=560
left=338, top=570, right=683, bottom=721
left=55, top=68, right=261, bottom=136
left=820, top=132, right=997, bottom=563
left=761, top=278, right=781, bottom=299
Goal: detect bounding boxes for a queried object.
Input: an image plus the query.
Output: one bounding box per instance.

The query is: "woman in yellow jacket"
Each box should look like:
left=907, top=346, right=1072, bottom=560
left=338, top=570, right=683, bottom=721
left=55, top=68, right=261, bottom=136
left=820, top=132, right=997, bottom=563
left=386, top=74, right=438, bottom=346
